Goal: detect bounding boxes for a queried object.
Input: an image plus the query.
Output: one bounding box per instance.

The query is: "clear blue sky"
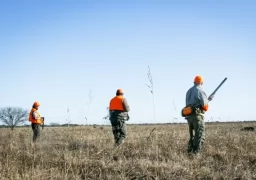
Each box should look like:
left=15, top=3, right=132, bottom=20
left=1, top=0, right=255, bottom=125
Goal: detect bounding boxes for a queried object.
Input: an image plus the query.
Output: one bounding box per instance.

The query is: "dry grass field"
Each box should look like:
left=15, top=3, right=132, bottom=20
left=0, top=122, right=255, bottom=180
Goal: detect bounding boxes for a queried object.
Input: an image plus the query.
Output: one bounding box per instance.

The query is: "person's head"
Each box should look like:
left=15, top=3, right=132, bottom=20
left=116, top=89, right=124, bottom=96
left=33, top=101, right=40, bottom=110
left=194, top=75, right=203, bottom=85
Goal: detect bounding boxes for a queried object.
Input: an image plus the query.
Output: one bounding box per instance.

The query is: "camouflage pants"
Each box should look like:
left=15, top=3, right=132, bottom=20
left=109, top=111, right=129, bottom=146
left=110, top=114, right=127, bottom=146
left=31, top=123, right=41, bottom=142
left=186, top=114, right=205, bottom=154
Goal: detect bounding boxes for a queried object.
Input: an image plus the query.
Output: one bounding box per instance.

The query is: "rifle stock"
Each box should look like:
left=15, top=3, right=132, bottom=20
left=41, top=117, right=45, bottom=129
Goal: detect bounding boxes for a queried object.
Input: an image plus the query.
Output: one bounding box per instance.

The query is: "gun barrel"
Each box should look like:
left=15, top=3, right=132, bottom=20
left=209, top=77, right=227, bottom=98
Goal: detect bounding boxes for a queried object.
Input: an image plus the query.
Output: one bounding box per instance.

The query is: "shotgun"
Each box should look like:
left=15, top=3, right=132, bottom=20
left=208, top=77, right=227, bottom=101
left=41, top=117, right=45, bottom=129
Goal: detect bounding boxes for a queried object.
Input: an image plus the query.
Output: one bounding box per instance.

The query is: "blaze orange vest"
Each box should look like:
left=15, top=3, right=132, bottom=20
left=29, top=108, right=42, bottom=124
left=109, top=96, right=124, bottom=111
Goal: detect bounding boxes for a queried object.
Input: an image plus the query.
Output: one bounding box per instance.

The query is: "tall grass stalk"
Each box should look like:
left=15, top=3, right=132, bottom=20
left=146, top=65, right=159, bottom=178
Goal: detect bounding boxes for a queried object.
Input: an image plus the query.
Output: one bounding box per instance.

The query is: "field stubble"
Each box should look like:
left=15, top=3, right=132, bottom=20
left=0, top=122, right=255, bottom=180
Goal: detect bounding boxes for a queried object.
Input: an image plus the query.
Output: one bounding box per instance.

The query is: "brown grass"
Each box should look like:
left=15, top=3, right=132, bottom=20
left=0, top=122, right=255, bottom=180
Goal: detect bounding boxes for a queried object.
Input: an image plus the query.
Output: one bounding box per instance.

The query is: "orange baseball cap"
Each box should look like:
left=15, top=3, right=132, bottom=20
left=33, top=101, right=40, bottom=107
left=116, top=89, right=124, bottom=94
left=194, top=76, right=203, bottom=84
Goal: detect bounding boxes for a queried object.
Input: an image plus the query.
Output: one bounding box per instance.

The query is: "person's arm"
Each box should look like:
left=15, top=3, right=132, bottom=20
left=198, top=90, right=209, bottom=111
left=122, top=98, right=130, bottom=112
left=185, top=89, right=191, bottom=106
left=33, top=112, right=40, bottom=119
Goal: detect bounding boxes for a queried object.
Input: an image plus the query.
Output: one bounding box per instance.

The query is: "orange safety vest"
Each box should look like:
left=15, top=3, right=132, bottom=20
left=109, top=96, right=124, bottom=111
left=29, top=108, right=42, bottom=124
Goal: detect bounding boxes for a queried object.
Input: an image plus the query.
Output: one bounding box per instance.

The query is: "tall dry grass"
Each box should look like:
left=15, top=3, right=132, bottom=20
left=0, top=122, right=255, bottom=180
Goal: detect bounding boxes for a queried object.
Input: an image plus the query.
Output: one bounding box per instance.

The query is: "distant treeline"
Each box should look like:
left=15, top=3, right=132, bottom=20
left=0, top=124, right=81, bottom=128
left=0, top=120, right=255, bottom=129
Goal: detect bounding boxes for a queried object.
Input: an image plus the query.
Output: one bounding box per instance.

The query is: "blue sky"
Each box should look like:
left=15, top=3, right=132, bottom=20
left=0, top=0, right=255, bottom=125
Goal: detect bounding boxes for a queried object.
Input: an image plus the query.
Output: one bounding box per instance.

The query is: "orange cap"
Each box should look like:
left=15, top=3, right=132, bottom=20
left=194, top=76, right=203, bottom=84
left=33, top=101, right=40, bottom=107
left=116, top=89, right=124, bottom=94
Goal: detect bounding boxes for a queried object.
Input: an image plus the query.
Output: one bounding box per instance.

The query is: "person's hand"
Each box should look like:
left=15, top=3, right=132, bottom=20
left=208, top=95, right=214, bottom=101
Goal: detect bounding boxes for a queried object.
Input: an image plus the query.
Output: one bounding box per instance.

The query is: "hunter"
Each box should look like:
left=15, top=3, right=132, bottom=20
left=109, top=89, right=130, bottom=147
left=184, top=76, right=213, bottom=154
left=29, top=101, right=44, bottom=142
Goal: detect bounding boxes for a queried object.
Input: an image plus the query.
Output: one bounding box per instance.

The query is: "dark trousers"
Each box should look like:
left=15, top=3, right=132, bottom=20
left=110, top=118, right=126, bottom=146
left=31, top=123, right=41, bottom=142
left=186, top=114, right=205, bottom=154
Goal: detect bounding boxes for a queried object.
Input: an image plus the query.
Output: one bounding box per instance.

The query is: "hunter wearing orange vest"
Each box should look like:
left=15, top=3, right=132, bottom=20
left=29, top=101, right=44, bottom=142
left=109, top=89, right=130, bottom=147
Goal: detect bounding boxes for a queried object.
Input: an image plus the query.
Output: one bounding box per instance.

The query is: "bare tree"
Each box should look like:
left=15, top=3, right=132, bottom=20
left=0, top=107, right=29, bottom=130
left=49, top=122, right=60, bottom=126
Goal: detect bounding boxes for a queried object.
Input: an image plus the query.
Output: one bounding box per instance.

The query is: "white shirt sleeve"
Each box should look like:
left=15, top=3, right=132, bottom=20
left=33, top=112, right=40, bottom=119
